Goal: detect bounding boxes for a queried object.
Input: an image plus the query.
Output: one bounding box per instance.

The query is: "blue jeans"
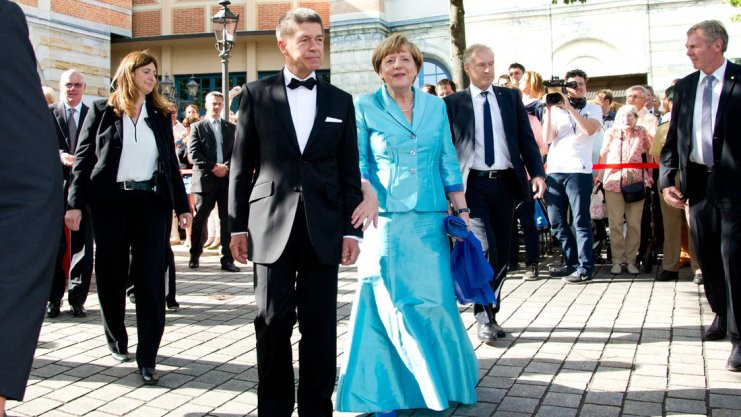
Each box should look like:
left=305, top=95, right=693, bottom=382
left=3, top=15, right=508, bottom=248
left=545, top=173, right=594, bottom=277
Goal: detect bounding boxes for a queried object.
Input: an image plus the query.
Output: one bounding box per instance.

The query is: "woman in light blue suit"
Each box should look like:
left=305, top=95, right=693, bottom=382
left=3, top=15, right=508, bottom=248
left=336, top=35, right=478, bottom=417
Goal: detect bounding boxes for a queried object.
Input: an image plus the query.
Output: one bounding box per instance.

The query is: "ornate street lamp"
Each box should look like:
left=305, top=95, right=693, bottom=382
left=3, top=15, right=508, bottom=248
left=186, top=75, right=199, bottom=101
left=212, top=0, right=240, bottom=120
left=159, top=73, right=175, bottom=101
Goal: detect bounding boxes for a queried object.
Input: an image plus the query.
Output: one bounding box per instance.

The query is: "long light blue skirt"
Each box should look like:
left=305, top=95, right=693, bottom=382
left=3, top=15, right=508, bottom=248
left=336, top=211, right=478, bottom=412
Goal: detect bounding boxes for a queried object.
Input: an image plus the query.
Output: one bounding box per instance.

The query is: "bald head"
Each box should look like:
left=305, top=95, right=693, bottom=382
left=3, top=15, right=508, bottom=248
left=59, top=69, right=86, bottom=107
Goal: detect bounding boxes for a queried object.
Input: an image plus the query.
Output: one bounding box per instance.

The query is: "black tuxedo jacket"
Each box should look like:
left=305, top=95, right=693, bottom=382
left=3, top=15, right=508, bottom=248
left=67, top=99, right=189, bottom=215
left=188, top=118, right=235, bottom=193
left=660, top=61, right=741, bottom=206
left=229, top=71, right=363, bottom=265
left=444, top=86, right=545, bottom=201
left=51, top=101, right=89, bottom=196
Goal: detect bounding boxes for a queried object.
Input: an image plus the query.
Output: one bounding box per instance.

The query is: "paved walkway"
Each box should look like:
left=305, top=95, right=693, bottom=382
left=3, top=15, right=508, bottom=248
left=7, top=245, right=741, bottom=416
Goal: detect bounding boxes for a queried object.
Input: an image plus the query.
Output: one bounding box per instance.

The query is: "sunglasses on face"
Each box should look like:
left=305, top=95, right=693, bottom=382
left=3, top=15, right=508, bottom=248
left=65, top=83, right=84, bottom=89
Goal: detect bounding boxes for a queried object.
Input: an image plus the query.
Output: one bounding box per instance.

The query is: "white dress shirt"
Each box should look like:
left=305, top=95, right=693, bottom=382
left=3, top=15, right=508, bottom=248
left=117, top=104, right=159, bottom=182
left=690, top=59, right=727, bottom=166
left=284, top=67, right=316, bottom=153
left=205, top=116, right=224, bottom=163
left=469, top=84, right=512, bottom=170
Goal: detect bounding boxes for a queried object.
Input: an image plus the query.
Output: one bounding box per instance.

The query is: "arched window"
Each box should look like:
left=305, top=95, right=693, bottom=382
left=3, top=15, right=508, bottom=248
left=418, top=58, right=451, bottom=87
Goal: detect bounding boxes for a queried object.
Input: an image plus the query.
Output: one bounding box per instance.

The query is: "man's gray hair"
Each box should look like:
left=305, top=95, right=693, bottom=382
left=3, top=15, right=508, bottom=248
left=205, top=91, right=224, bottom=101
left=276, top=8, right=323, bottom=41
left=463, top=44, right=493, bottom=65
left=688, top=20, right=728, bottom=53
left=59, top=69, right=85, bottom=86
left=627, top=85, right=647, bottom=98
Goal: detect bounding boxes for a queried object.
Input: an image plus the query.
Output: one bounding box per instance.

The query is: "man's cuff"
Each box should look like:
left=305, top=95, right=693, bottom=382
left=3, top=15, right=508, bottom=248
left=231, top=231, right=248, bottom=237
left=343, top=235, right=363, bottom=243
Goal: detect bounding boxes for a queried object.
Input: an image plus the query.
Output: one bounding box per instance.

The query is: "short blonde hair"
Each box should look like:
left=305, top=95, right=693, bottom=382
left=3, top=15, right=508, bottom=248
left=520, top=70, right=545, bottom=98
left=42, top=86, right=56, bottom=105
left=371, top=34, right=424, bottom=74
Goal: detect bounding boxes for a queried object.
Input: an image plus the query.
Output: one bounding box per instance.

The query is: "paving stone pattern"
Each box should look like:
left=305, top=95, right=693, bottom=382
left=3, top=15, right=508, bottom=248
left=7, top=247, right=741, bottom=416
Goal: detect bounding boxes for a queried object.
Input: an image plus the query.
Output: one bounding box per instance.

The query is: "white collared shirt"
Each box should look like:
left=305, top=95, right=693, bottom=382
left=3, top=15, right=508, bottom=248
left=283, top=67, right=317, bottom=153
left=63, top=101, right=83, bottom=128
left=205, top=115, right=224, bottom=163
left=469, top=84, right=512, bottom=170
left=690, top=59, right=727, bottom=166
left=117, top=104, right=159, bottom=182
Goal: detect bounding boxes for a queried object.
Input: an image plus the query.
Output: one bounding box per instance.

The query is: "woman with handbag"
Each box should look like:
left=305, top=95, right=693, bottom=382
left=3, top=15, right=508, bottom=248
left=594, top=104, right=652, bottom=275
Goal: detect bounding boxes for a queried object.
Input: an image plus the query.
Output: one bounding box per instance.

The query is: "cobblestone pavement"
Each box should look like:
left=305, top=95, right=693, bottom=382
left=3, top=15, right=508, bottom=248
left=7, top=245, right=741, bottom=417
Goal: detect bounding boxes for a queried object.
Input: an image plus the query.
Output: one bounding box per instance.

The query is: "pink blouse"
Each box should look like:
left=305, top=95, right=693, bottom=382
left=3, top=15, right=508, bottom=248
left=599, top=125, right=653, bottom=193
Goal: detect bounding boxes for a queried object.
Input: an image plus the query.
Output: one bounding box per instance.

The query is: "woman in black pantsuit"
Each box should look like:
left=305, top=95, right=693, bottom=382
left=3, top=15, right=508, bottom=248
left=65, top=50, right=191, bottom=385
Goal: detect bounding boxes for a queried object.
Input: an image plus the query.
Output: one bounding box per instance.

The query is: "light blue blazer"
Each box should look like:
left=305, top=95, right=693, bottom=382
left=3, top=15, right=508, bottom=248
left=355, top=85, right=463, bottom=213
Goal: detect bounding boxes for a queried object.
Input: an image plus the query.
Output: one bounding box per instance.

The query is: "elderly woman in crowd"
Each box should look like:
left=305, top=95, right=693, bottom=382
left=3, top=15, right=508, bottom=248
left=594, top=104, right=652, bottom=275
left=335, top=34, right=478, bottom=417
left=65, top=50, right=191, bottom=385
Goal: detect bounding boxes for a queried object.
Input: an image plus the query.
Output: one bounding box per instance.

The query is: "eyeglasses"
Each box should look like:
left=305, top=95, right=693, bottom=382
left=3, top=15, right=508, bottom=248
left=65, top=83, right=84, bottom=89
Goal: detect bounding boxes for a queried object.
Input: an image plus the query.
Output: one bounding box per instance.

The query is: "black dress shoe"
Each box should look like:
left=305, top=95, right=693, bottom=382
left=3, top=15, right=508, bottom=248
left=477, top=322, right=497, bottom=342
left=71, top=305, right=87, bottom=317
left=728, top=345, right=741, bottom=372
left=655, top=270, right=678, bottom=281
left=188, top=259, right=199, bottom=269
left=111, top=352, right=134, bottom=362
left=47, top=302, right=61, bottom=318
left=140, top=367, right=159, bottom=385
left=704, top=314, right=727, bottom=341
left=221, top=262, right=240, bottom=272
left=166, top=300, right=180, bottom=311
left=549, top=265, right=575, bottom=277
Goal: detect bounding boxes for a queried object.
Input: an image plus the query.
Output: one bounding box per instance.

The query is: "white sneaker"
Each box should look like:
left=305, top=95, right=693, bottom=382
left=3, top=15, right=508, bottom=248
left=626, top=263, right=640, bottom=275
left=610, top=264, right=622, bottom=274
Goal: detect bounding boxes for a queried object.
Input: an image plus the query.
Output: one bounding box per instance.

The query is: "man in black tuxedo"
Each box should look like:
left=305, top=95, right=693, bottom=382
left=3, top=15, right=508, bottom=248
left=0, top=0, right=63, bottom=412
left=48, top=68, right=92, bottom=318
left=660, top=20, right=741, bottom=372
left=188, top=91, right=239, bottom=272
left=444, top=44, right=546, bottom=342
left=229, top=8, right=363, bottom=416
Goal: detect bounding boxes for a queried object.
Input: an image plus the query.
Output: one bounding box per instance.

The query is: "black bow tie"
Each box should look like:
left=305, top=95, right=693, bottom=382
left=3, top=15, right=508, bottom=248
left=287, top=77, right=317, bottom=90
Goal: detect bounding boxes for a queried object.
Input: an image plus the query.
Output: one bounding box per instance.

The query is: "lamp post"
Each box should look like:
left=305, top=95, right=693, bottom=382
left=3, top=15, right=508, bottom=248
left=159, top=73, right=175, bottom=101
left=212, top=0, right=239, bottom=120
left=186, top=75, right=199, bottom=107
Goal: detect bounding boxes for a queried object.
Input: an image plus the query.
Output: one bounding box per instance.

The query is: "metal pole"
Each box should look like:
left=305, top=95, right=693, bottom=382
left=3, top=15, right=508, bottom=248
left=222, top=52, right=229, bottom=121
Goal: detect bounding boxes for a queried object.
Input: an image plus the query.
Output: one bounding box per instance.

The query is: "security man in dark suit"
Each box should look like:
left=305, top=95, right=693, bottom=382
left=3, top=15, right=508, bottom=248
left=444, top=44, right=546, bottom=342
left=48, top=68, right=92, bottom=318
left=660, top=20, right=741, bottom=372
left=0, top=0, right=63, bottom=412
left=188, top=91, right=239, bottom=272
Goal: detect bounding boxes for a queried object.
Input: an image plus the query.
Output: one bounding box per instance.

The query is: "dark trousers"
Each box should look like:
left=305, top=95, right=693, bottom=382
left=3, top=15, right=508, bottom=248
left=91, top=190, right=168, bottom=368
left=545, top=173, right=595, bottom=277
left=50, top=208, right=93, bottom=306
left=253, top=203, right=339, bottom=417
left=127, top=234, right=177, bottom=303
left=689, top=171, right=741, bottom=344
left=509, top=199, right=540, bottom=266
left=466, top=171, right=517, bottom=319
left=190, top=183, right=232, bottom=264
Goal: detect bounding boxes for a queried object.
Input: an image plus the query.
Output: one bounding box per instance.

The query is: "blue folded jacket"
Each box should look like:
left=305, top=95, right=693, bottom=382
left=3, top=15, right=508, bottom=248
left=445, top=216, right=497, bottom=306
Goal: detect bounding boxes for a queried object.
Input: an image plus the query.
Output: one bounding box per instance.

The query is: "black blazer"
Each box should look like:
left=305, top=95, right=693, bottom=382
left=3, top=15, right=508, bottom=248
left=67, top=99, right=190, bottom=215
left=444, top=86, right=546, bottom=202
left=229, top=71, right=363, bottom=265
left=660, top=61, right=741, bottom=206
left=51, top=101, right=89, bottom=195
left=188, top=118, right=235, bottom=193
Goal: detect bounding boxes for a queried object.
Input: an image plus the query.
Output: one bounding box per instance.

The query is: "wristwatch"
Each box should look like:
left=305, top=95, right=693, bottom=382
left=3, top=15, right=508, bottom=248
left=454, top=208, right=471, bottom=215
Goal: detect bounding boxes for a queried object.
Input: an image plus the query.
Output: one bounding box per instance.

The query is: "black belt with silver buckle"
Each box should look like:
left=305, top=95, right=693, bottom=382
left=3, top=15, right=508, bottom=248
left=470, top=169, right=511, bottom=180
left=117, top=178, right=157, bottom=192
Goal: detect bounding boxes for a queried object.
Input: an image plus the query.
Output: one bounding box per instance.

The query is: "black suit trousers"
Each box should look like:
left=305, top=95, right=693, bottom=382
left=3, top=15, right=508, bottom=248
left=90, top=190, right=169, bottom=368
left=466, top=171, right=517, bottom=318
left=689, top=168, right=741, bottom=344
left=190, top=180, right=232, bottom=264
left=50, top=207, right=93, bottom=306
left=253, top=202, right=339, bottom=417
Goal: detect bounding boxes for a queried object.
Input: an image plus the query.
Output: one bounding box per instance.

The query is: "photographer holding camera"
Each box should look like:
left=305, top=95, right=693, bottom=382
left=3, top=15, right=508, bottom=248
left=542, top=69, right=603, bottom=284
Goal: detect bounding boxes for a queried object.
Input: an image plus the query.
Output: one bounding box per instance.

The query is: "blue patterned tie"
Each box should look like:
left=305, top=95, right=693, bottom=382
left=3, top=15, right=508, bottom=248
left=213, top=119, right=224, bottom=163
left=481, top=91, right=494, bottom=166
left=701, top=75, right=715, bottom=167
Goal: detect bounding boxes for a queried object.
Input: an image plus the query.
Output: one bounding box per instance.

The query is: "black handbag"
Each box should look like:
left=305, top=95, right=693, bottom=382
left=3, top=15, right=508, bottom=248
left=619, top=134, right=646, bottom=203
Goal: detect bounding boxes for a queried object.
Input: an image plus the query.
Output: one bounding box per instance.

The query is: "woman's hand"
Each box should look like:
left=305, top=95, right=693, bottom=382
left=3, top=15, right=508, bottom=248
left=593, top=177, right=602, bottom=187
left=65, top=209, right=82, bottom=231
left=453, top=211, right=470, bottom=242
left=352, top=181, right=379, bottom=231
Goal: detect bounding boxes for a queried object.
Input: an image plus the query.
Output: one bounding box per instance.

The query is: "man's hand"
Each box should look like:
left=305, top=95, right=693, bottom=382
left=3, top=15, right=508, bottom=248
left=230, top=233, right=249, bottom=264
left=178, top=213, right=193, bottom=229
left=60, top=152, right=75, bottom=167
left=212, top=163, right=229, bottom=177
left=341, top=238, right=360, bottom=266
left=662, top=186, right=686, bottom=209
left=65, top=209, right=82, bottom=231
left=532, top=176, right=547, bottom=199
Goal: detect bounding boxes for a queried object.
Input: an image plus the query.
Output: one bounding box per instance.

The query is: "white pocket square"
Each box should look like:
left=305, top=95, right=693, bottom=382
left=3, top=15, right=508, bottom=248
left=325, top=117, right=342, bottom=123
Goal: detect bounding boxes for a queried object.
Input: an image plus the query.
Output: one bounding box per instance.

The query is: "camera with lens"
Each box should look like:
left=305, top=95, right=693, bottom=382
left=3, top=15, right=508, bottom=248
left=543, top=76, right=586, bottom=109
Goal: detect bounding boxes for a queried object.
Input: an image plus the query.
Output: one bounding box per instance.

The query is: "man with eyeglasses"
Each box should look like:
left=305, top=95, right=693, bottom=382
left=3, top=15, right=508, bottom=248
left=47, top=68, right=92, bottom=319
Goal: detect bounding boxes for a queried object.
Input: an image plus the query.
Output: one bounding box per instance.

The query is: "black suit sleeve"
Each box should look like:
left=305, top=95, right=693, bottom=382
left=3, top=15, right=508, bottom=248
left=659, top=82, right=683, bottom=191
left=229, top=85, right=260, bottom=234
left=189, top=123, right=216, bottom=173
left=513, top=91, right=546, bottom=180
left=338, top=93, right=363, bottom=238
left=68, top=102, right=103, bottom=210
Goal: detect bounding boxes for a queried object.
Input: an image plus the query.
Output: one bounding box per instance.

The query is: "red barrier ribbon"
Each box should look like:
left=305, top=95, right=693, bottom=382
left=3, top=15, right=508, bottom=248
left=592, top=162, right=659, bottom=169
